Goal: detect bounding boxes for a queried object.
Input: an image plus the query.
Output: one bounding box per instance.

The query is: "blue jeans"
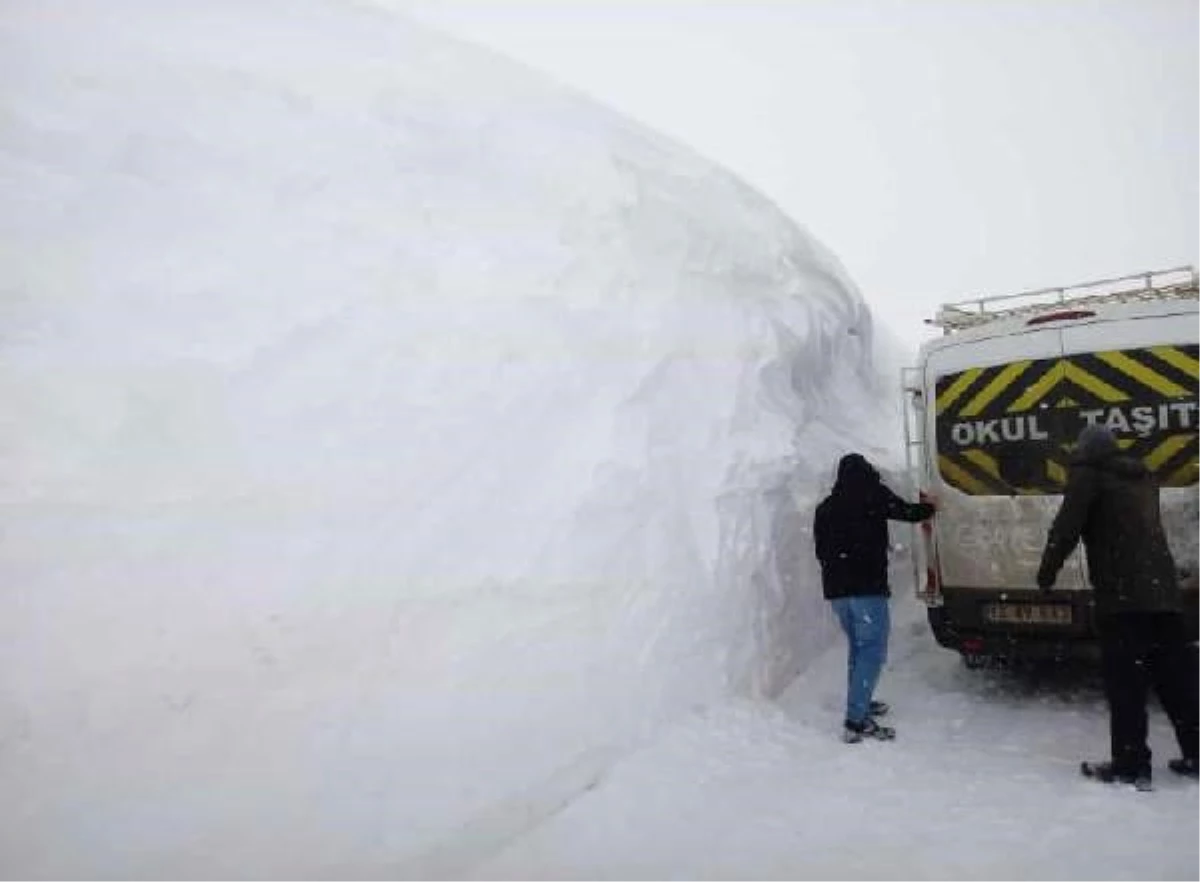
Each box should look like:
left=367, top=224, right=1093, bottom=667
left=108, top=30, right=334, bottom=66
left=830, top=595, right=890, bottom=725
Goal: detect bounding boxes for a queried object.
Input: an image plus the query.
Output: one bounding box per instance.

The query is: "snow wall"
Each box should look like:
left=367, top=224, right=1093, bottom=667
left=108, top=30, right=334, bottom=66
left=0, top=1, right=901, bottom=875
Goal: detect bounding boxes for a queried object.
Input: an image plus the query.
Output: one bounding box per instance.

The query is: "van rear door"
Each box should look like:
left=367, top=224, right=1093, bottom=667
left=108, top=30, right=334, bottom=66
left=924, top=326, right=1088, bottom=592
left=1058, top=316, right=1199, bottom=577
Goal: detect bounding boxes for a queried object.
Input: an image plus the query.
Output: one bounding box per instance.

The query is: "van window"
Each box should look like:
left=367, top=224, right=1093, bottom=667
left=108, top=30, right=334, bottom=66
left=934, top=344, right=1198, bottom=495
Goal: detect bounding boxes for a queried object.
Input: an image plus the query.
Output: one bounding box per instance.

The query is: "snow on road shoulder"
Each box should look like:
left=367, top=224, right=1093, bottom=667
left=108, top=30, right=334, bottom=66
left=1, top=1, right=888, bottom=876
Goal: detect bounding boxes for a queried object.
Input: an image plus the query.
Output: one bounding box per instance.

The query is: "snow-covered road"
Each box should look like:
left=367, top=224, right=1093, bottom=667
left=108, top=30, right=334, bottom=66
left=472, top=595, right=1199, bottom=881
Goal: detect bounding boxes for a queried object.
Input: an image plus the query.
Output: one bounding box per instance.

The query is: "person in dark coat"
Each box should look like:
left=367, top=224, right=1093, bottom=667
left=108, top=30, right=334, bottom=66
left=814, top=453, right=936, bottom=742
left=1038, top=423, right=1199, bottom=787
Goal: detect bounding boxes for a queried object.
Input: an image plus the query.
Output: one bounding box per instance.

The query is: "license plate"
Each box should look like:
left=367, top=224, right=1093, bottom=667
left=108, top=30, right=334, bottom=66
left=984, top=603, right=1072, bottom=625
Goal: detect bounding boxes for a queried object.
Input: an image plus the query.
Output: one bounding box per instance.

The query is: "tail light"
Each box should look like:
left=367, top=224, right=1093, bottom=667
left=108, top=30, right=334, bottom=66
left=1025, top=309, right=1095, bottom=326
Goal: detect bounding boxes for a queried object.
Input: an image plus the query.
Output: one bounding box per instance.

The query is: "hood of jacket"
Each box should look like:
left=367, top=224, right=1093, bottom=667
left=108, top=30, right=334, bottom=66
left=833, top=453, right=881, bottom=496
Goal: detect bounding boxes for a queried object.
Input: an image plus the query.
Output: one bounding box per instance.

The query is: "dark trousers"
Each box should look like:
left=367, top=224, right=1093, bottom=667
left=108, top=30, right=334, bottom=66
left=1098, top=611, right=1199, bottom=776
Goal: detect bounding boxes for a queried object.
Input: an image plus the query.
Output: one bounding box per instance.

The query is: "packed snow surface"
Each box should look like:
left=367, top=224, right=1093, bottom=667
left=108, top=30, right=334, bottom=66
left=0, top=1, right=1194, bottom=879
left=475, top=596, right=1199, bottom=881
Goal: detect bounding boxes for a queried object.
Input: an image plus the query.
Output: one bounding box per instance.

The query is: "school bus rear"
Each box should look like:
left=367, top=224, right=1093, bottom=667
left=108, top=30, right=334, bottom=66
left=910, top=272, right=1198, bottom=662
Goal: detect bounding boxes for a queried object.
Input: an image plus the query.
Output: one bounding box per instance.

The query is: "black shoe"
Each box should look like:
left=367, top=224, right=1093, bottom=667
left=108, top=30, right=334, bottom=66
left=1081, top=760, right=1153, bottom=792
left=869, top=700, right=889, bottom=717
left=1168, top=757, right=1199, bottom=778
left=843, top=717, right=896, bottom=743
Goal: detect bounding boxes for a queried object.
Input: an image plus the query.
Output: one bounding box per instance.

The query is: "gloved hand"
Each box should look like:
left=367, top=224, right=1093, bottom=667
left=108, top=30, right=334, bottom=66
left=1036, top=568, right=1055, bottom=593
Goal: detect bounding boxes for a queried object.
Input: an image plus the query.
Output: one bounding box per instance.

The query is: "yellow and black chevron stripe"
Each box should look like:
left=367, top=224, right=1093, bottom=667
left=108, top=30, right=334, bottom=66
left=934, top=344, right=1198, bottom=495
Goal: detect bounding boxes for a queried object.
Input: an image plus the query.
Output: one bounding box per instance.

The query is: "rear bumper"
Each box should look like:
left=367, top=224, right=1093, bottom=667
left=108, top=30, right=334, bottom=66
left=927, top=586, right=1200, bottom=660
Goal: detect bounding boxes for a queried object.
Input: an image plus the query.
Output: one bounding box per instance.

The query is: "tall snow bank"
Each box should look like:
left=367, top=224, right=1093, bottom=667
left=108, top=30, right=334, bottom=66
left=0, top=1, right=892, bottom=875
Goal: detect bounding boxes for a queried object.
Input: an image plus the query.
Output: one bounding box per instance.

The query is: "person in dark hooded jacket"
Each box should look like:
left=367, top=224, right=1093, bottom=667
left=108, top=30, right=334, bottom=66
left=814, top=453, right=936, bottom=742
left=1038, top=423, right=1199, bottom=787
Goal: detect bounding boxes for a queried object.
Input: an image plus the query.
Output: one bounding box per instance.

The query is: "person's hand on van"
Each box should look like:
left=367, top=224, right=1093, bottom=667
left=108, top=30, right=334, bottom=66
left=1036, top=566, right=1055, bottom=593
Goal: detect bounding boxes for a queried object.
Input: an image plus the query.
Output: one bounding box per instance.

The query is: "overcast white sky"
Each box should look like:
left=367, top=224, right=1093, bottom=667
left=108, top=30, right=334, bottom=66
left=393, top=0, right=1198, bottom=348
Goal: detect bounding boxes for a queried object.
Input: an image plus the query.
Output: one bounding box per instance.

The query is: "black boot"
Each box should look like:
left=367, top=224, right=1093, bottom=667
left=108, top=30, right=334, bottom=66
left=843, top=717, right=896, bottom=743
left=1081, top=760, right=1153, bottom=792
left=1167, top=757, right=1199, bottom=778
